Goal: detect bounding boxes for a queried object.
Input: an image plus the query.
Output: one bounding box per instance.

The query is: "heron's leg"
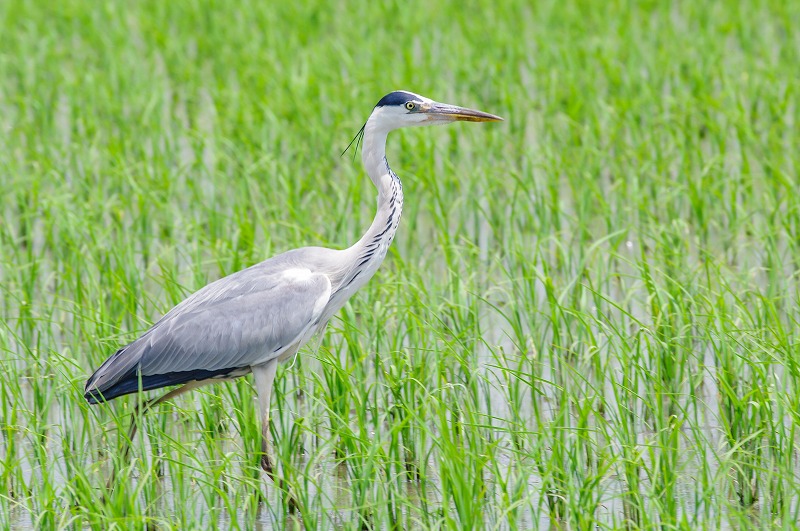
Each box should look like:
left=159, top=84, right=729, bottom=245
left=252, top=359, right=279, bottom=476
left=252, top=359, right=300, bottom=513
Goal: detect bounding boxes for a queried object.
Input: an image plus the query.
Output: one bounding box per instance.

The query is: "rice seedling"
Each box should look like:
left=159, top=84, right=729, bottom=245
left=1, top=0, right=798, bottom=528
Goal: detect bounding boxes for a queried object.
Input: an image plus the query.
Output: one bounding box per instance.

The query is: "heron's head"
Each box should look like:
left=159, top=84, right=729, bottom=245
left=369, top=90, right=502, bottom=132
left=342, top=90, right=502, bottom=159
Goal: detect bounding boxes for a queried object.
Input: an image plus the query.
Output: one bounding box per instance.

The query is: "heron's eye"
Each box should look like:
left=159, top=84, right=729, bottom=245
left=405, top=102, right=415, bottom=111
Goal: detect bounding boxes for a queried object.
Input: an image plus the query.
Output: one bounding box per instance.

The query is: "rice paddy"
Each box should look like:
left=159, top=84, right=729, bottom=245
left=1, top=0, right=798, bottom=528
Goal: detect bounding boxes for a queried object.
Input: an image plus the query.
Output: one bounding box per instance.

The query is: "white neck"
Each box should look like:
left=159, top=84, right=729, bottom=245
left=362, top=120, right=392, bottom=197
left=336, top=115, right=404, bottom=295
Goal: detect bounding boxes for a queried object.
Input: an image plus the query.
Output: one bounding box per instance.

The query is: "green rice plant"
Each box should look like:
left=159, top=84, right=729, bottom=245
left=2, top=0, right=799, bottom=528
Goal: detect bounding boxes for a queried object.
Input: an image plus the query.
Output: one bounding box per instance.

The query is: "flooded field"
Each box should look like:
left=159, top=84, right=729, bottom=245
left=2, top=0, right=799, bottom=529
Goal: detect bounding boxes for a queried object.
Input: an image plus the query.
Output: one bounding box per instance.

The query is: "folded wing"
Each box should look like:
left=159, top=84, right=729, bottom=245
left=85, top=263, right=331, bottom=403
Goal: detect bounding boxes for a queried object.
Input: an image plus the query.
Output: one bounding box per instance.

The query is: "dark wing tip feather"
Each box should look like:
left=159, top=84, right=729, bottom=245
left=84, top=389, right=105, bottom=405
left=84, top=367, right=246, bottom=404
left=84, top=346, right=134, bottom=403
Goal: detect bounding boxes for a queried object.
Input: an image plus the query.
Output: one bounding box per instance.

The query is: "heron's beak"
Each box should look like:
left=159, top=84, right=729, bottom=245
left=423, top=102, right=503, bottom=122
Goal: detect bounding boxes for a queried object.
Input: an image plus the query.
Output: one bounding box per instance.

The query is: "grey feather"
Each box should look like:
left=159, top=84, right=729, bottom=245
left=84, top=91, right=500, bottom=407
left=85, top=248, right=338, bottom=397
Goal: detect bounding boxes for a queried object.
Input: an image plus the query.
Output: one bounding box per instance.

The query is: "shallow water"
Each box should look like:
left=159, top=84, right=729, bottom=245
left=7, top=272, right=793, bottom=530
left=4, top=206, right=800, bottom=529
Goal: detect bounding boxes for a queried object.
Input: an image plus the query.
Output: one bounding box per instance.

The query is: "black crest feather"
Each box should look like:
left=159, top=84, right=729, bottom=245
left=341, top=122, right=366, bottom=161
left=375, top=91, right=416, bottom=107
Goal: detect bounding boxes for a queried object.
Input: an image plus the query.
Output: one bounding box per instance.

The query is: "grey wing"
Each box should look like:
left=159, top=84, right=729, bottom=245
left=85, top=264, right=331, bottom=402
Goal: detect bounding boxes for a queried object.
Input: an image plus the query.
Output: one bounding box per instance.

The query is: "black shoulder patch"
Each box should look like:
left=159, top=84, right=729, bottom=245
left=375, top=90, right=416, bottom=107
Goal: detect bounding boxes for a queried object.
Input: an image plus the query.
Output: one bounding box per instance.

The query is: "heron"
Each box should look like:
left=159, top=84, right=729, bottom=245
left=84, top=90, right=501, bottom=483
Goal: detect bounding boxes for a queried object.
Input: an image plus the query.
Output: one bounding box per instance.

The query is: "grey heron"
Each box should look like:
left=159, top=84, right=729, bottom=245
left=85, top=90, right=501, bottom=480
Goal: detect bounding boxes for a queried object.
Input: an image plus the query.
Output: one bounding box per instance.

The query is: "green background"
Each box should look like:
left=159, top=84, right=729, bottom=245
left=1, top=0, right=798, bottom=528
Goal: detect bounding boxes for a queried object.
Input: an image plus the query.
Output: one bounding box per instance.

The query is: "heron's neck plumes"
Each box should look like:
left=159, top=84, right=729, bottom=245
left=335, top=117, right=403, bottom=295
left=362, top=121, right=392, bottom=196
left=360, top=118, right=404, bottom=243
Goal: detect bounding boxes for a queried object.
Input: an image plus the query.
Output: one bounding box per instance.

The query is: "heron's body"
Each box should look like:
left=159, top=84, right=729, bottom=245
left=86, top=167, right=402, bottom=405
left=84, top=90, right=500, bottom=483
